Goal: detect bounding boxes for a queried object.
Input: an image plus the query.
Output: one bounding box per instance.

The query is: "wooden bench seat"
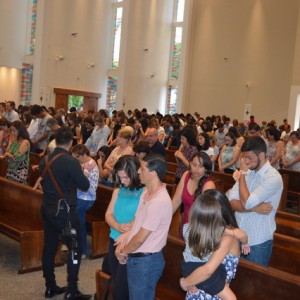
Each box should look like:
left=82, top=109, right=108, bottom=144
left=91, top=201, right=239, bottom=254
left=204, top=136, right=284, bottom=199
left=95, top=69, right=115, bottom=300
left=270, top=233, right=300, bottom=275
left=86, top=184, right=113, bottom=258
left=275, top=210, right=300, bottom=239
left=0, top=177, right=63, bottom=273
left=166, top=149, right=177, bottom=163
left=95, top=234, right=300, bottom=300
left=211, top=171, right=235, bottom=192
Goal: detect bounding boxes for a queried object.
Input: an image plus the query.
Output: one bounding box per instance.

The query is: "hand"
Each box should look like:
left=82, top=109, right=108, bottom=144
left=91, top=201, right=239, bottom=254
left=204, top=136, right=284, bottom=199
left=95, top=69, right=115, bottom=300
left=241, top=243, right=250, bottom=255
left=218, top=166, right=224, bottom=173
left=251, top=202, right=273, bottom=214
left=114, top=231, right=130, bottom=249
left=239, top=157, right=249, bottom=172
left=174, top=150, right=183, bottom=159
left=118, top=222, right=132, bottom=233
left=115, top=248, right=128, bottom=265
left=233, top=170, right=240, bottom=181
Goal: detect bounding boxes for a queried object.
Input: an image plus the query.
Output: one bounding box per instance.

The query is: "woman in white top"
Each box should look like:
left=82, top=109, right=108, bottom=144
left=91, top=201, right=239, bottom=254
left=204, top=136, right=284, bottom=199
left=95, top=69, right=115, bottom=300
left=104, top=128, right=134, bottom=174
left=282, top=131, right=300, bottom=171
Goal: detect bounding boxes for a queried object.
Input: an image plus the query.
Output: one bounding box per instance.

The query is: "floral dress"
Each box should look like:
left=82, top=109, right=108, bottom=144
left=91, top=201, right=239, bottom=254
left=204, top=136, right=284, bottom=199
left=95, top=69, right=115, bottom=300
left=220, top=146, right=237, bottom=171
left=183, top=224, right=239, bottom=300
left=185, top=253, right=239, bottom=300
left=284, top=141, right=300, bottom=171
left=6, top=140, right=30, bottom=185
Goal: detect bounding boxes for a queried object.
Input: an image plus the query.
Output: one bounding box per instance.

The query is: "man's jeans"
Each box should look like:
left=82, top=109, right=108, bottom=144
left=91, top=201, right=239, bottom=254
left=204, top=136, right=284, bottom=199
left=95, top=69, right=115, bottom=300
left=127, top=251, right=164, bottom=300
left=243, top=239, right=273, bottom=266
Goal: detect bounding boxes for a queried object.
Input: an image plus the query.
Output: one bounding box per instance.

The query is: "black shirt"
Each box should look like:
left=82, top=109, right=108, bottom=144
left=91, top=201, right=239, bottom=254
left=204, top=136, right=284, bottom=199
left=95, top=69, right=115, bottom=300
left=150, top=141, right=166, bottom=157
left=39, top=147, right=89, bottom=206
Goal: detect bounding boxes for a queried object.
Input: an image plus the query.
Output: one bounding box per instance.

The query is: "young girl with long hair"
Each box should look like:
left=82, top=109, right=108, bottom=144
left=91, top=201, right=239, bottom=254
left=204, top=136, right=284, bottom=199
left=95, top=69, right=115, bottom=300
left=180, top=189, right=249, bottom=300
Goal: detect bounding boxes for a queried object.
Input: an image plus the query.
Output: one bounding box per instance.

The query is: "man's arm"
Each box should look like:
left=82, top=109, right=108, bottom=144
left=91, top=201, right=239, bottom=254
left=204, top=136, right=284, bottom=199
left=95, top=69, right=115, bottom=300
left=119, top=227, right=152, bottom=257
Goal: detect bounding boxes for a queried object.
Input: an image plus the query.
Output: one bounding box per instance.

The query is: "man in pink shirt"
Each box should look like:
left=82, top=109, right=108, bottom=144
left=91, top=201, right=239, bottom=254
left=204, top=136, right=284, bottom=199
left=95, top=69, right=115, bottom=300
left=116, top=154, right=172, bottom=300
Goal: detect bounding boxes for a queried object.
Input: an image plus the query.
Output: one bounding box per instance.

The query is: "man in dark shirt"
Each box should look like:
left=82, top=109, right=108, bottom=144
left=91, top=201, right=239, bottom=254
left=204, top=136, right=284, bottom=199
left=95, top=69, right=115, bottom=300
left=39, top=127, right=91, bottom=300
left=147, top=128, right=166, bottom=156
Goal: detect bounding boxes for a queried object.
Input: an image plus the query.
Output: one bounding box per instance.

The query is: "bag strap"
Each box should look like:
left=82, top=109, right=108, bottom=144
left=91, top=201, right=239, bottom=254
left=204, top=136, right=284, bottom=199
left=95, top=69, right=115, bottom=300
left=44, top=154, right=65, bottom=200
left=33, top=153, right=64, bottom=197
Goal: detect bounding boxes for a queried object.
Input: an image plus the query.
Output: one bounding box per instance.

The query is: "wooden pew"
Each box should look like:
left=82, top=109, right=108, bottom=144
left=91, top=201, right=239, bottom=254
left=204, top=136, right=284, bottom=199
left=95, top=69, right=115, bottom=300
left=211, top=171, right=235, bottom=193
left=0, top=177, right=63, bottom=273
left=166, top=149, right=177, bottom=163
left=279, top=169, right=300, bottom=214
left=270, top=233, right=300, bottom=276
left=163, top=171, right=176, bottom=184
left=95, top=234, right=300, bottom=300
left=275, top=210, right=300, bottom=239
left=86, top=184, right=113, bottom=258
left=0, top=157, right=7, bottom=177
left=167, top=161, right=177, bottom=173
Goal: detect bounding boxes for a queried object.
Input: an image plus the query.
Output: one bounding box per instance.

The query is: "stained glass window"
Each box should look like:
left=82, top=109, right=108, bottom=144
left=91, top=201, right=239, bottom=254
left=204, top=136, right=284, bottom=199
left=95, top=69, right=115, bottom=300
left=20, top=63, right=33, bottom=105
left=166, top=85, right=178, bottom=115
left=106, top=76, right=118, bottom=114
left=29, top=0, right=38, bottom=54
left=112, top=7, right=123, bottom=69
left=171, top=27, right=183, bottom=80
left=166, top=0, right=185, bottom=114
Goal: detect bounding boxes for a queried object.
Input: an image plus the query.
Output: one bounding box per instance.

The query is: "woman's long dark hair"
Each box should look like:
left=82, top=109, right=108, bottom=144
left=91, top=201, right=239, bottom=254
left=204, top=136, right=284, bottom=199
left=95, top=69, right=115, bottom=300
left=10, top=120, right=30, bottom=142
left=113, top=155, right=143, bottom=190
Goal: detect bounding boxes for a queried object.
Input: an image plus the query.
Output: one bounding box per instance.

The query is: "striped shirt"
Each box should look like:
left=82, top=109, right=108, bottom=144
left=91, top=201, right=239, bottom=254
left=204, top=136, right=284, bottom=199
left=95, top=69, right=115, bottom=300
left=228, top=161, right=283, bottom=246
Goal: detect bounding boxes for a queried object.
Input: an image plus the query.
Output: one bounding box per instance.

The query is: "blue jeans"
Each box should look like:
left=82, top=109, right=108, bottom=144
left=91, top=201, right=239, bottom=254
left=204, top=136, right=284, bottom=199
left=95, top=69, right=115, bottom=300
left=127, top=251, right=165, bottom=300
left=243, top=239, right=273, bottom=266
left=76, top=198, right=94, bottom=255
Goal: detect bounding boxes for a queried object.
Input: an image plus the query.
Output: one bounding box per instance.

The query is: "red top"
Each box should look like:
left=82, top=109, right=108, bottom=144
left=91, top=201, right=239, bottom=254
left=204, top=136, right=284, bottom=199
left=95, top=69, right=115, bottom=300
left=182, top=172, right=213, bottom=224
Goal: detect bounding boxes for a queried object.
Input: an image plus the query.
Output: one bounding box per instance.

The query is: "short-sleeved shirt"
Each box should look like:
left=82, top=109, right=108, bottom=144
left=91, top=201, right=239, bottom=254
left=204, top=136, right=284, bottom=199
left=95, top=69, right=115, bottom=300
left=127, top=185, right=172, bottom=253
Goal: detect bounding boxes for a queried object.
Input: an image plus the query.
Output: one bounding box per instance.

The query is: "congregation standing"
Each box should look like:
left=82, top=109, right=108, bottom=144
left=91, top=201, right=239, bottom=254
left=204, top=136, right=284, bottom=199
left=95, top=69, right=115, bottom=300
left=0, top=101, right=296, bottom=299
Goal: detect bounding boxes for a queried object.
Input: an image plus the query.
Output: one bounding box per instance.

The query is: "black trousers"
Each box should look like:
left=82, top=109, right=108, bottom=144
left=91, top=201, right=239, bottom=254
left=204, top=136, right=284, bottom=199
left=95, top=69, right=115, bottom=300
left=41, top=204, right=83, bottom=293
left=108, top=238, right=130, bottom=300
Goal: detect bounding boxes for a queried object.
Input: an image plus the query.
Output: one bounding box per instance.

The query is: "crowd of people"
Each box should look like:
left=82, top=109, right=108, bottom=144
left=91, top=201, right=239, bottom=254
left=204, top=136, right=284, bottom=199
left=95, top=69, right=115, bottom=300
left=0, top=101, right=293, bottom=299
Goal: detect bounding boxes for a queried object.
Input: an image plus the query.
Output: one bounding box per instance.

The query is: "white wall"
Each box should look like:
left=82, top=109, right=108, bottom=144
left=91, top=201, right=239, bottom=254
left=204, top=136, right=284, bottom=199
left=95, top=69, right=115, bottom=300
left=37, top=0, right=113, bottom=107
left=186, top=0, right=300, bottom=123
left=121, top=0, right=174, bottom=114
left=0, top=0, right=28, bottom=102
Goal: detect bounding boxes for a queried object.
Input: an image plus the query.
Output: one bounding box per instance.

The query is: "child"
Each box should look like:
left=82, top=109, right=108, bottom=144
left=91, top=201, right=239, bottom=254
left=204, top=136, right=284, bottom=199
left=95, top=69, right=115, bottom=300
left=180, top=189, right=249, bottom=300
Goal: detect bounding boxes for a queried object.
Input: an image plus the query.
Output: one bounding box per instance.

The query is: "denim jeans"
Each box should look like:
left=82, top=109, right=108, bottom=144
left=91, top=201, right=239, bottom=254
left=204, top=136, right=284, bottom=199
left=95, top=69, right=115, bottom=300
left=243, top=239, right=273, bottom=266
left=127, top=251, right=165, bottom=300
left=76, top=198, right=94, bottom=255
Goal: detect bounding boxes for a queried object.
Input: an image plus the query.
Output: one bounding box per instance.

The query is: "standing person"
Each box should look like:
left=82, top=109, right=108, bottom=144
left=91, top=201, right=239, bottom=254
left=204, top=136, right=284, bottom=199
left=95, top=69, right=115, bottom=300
left=0, top=117, right=12, bottom=154
left=71, top=144, right=99, bottom=258
left=115, top=154, right=172, bottom=300
left=5, top=101, right=20, bottom=122
left=174, top=127, right=198, bottom=184
left=180, top=190, right=249, bottom=300
left=172, top=152, right=216, bottom=226
left=282, top=131, right=300, bottom=171
left=30, top=104, right=53, bottom=153
left=228, top=136, right=283, bottom=266
left=267, top=127, right=284, bottom=170
left=81, top=117, right=94, bottom=144
left=104, top=128, right=134, bottom=174
left=2, top=121, right=30, bottom=184
left=218, top=133, right=240, bottom=174
left=85, top=114, right=110, bottom=157
left=38, top=127, right=91, bottom=299
left=105, top=155, right=144, bottom=300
